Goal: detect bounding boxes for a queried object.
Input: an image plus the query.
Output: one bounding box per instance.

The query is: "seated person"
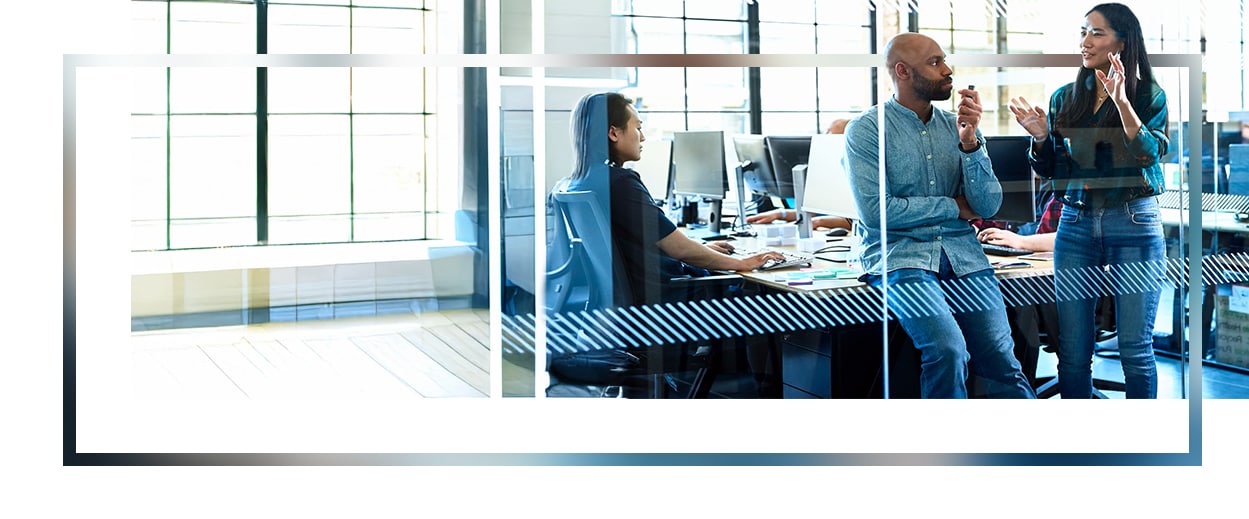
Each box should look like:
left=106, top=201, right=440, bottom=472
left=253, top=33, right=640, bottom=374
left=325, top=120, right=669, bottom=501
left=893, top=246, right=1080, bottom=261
left=976, top=196, right=1060, bottom=252
left=746, top=118, right=856, bottom=232
left=746, top=208, right=852, bottom=231
left=559, top=92, right=783, bottom=307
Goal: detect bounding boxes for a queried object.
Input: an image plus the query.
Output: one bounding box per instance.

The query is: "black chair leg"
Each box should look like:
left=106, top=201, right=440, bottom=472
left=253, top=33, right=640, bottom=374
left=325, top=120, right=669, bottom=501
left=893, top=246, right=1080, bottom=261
left=1034, top=374, right=1121, bottom=399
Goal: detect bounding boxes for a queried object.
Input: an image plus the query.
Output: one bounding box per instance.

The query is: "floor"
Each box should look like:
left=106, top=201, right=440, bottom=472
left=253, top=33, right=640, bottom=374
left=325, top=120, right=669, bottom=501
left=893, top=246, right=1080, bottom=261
left=131, top=309, right=536, bottom=399
left=1033, top=344, right=1249, bottom=398
left=130, top=307, right=1249, bottom=399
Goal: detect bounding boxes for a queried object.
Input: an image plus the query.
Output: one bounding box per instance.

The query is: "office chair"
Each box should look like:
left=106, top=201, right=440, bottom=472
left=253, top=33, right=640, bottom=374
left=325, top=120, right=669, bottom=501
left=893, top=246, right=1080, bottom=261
left=545, top=189, right=747, bottom=398
left=1028, top=298, right=1126, bottom=398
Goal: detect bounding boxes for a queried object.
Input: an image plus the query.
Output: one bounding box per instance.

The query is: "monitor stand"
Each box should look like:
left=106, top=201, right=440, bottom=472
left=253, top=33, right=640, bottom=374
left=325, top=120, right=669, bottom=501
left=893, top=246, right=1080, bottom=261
left=792, top=164, right=811, bottom=239
left=686, top=198, right=727, bottom=241
left=734, top=163, right=751, bottom=235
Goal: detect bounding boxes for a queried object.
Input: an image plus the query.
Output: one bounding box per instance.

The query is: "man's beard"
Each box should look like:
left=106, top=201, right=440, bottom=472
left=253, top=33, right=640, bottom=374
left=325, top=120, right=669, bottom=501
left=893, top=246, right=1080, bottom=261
left=913, top=72, right=953, bottom=101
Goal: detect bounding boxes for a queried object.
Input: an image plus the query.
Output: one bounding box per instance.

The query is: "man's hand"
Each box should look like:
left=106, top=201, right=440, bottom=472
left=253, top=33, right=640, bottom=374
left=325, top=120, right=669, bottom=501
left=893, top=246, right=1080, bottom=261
left=956, top=87, right=981, bottom=149
left=746, top=209, right=790, bottom=224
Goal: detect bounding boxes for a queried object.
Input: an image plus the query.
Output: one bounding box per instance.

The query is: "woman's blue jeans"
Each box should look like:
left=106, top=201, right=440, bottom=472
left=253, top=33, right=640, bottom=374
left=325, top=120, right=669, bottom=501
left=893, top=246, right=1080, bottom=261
left=865, top=252, right=1036, bottom=399
left=1054, top=197, right=1166, bottom=399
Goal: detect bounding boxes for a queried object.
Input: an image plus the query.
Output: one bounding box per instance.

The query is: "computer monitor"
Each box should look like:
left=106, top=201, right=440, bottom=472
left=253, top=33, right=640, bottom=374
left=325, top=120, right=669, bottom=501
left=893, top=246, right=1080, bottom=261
left=984, top=135, right=1039, bottom=224
left=624, top=137, right=672, bottom=203
left=763, top=135, right=812, bottom=201
left=1228, top=143, right=1249, bottom=196
left=800, top=134, right=857, bottom=219
left=731, top=134, right=781, bottom=198
left=671, top=130, right=730, bottom=234
left=671, top=130, right=729, bottom=199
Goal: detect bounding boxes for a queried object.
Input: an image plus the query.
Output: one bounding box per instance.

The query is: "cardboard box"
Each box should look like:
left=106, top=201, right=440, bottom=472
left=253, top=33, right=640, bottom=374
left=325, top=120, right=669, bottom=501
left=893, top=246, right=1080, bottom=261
left=1215, top=293, right=1249, bottom=369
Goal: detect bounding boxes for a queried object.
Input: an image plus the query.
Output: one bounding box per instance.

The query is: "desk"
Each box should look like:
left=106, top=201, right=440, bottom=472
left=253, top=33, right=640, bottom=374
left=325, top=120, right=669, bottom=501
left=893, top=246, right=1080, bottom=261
left=721, top=237, right=1054, bottom=398
left=1158, top=207, right=1249, bottom=358
left=1160, top=207, right=1249, bottom=234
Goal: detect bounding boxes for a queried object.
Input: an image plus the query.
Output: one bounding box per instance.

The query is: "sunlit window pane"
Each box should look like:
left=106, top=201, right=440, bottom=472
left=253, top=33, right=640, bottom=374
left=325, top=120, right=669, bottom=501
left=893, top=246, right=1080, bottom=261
left=762, top=68, right=816, bottom=111
left=268, top=115, right=351, bottom=217
left=816, top=25, right=871, bottom=53
left=760, top=22, right=814, bottom=53
left=352, top=68, right=425, bottom=113
left=353, top=115, right=426, bottom=214
left=624, top=17, right=684, bottom=53
left=169, top=218, right=257, bottom=249
left=267, top=68, right=350, bottom=114
left=352, top=8, right=425, bottom=54
left=131, top=115, right=167, bottom=250
left=613, top=0, right=682, bottom=17
left=268, top=215, right=351, bottom=245
left=632, top=67, right=687, bottom=112
left=131, top=67, right=167, bottom=115
left=169, top=67, right=255, bottom=114
left=817, top=68, right=872, bottom=114
left=686, top=68, right=749, bottom=111
left=685, top=20, right=745, bottom=53
left=354, top=0, right=425, bottom=8
left=170, top=2, right=255, bottom=54
left=762, top=112, right=818, bottom=134
left=352, top=212, right=425, bottom=242
left=686, top=112, right=747, bottom=135
left=268, top=4, right=350, bottom=54
left=685, top=0, right=745, bottom=20
left=131, top=1, right=167, bottom=54
left=760, top=0, right=813, bottom=23
left=168, top=115, right=256, bottom=220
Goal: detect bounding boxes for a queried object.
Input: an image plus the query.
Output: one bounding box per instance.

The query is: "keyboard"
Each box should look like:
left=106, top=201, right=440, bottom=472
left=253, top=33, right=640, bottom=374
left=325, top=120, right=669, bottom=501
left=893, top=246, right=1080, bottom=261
left=981, top=243, right=1032, bottom=256
left=743, top=248, right=815, bottom=271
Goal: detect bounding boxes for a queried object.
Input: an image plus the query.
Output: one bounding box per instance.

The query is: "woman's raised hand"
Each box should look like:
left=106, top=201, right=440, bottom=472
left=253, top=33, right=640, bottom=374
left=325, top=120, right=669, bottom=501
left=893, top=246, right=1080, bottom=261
left=1009, top=97, right=1048, bottom=142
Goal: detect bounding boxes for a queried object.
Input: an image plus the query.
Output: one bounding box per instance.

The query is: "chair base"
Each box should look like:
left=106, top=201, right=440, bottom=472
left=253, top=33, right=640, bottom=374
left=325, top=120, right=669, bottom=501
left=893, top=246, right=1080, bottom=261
left=1033, top=375, right=1126, bottom=399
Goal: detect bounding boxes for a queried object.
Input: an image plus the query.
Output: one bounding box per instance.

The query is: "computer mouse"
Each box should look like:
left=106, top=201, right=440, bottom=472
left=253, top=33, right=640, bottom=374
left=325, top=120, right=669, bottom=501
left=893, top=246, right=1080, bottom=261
left=826, top=228, right=850, bottom=237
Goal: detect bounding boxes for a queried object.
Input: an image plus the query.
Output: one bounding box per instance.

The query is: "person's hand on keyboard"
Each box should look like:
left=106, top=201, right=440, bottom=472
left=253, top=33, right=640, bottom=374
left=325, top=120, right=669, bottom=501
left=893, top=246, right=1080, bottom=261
left=977, top=227, right=1029, bottom=250
left=733, top=250, right=786, bottom=271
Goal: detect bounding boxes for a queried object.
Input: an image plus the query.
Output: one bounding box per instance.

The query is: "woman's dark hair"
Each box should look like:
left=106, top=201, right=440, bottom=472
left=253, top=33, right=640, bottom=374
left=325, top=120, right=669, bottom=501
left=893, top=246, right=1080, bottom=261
left=569, top=92, right=635, bottom=181
left=1056, top=3, right=1153, bottom=131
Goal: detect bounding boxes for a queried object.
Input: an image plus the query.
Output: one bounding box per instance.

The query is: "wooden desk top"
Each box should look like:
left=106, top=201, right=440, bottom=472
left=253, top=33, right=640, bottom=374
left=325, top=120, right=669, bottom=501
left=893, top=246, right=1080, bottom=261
left=1160, top=207, right=1249, bottom=234
left=729, top=238, right=1054, bottom=294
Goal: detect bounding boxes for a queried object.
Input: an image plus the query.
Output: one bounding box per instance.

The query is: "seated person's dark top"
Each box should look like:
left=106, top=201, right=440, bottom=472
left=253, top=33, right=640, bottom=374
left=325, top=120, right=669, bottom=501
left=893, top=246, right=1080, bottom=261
left=568, top=166, right=708, bottom=306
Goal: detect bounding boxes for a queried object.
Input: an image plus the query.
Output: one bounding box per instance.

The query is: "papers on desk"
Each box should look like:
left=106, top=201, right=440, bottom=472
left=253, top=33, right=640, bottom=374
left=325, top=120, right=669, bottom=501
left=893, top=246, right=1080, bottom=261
left=1019, top=252, right=1053, bottom=261
left=991, top=260, right=1032, bottom=270
left=775, top=267, right=860, bottom=284
left=1231, top=284, right=1249, bottom=314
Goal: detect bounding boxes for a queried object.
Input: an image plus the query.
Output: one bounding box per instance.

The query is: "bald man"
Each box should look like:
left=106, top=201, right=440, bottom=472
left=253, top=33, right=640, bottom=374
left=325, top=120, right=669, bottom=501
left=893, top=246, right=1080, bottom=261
left=844, top=33, right=1035, bottom=398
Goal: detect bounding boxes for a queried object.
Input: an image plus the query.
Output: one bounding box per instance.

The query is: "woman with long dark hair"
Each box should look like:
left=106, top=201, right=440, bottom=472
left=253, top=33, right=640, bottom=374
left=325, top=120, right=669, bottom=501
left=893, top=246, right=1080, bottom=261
left=1009, top=3, right=1168, bottom=398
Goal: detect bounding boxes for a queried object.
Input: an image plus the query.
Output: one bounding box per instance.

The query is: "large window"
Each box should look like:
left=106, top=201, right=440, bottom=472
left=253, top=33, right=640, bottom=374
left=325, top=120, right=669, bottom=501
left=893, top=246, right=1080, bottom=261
left=129, top=0, right=440, bottom=251
left=613, top=1, right=751, bottom=137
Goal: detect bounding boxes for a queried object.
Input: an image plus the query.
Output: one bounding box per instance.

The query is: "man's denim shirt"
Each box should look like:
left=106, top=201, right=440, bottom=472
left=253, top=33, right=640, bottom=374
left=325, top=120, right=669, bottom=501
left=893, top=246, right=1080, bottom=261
left=845, top=97, right=1001, bottom=278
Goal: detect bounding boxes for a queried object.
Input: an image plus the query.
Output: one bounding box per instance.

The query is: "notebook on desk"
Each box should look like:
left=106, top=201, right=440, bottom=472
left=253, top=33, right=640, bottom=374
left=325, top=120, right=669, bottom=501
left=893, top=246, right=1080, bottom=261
left=686, top=226, right=731, bottom=241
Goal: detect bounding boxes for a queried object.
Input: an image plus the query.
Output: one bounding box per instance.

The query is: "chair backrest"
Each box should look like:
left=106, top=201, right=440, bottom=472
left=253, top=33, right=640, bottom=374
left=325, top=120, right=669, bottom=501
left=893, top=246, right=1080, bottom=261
left=549, top=189, right=631, bottom=310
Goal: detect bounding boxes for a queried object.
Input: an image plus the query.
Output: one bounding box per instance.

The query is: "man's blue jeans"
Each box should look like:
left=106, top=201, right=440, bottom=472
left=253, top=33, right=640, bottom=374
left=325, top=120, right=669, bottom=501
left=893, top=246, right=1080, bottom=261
left=1054, top=197, right=1165, bottom=399
left=865, top=252, right=1036, bottom=399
